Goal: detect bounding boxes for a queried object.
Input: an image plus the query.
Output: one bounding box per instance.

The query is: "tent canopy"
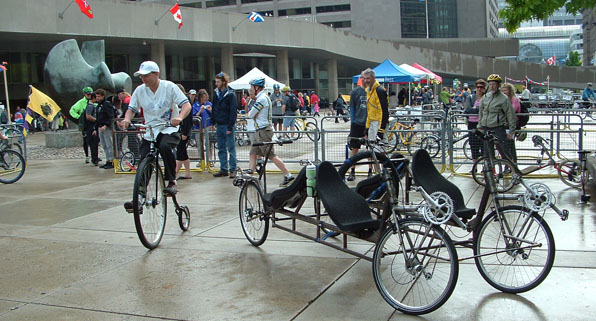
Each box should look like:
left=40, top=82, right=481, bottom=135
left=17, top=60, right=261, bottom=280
left=229, top=67, right=286, bottom=91
left=352, top=59, right=419, bottom=84
left=412, top=62, right=442, bottom=84
left=399, top=63, right=435, bottom=84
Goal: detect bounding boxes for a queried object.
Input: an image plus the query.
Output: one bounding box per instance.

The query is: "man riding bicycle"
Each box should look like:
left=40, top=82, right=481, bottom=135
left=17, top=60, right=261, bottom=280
left=582, top=82, right=596, bottom=105
left=121, top=61, right=191, bottom=211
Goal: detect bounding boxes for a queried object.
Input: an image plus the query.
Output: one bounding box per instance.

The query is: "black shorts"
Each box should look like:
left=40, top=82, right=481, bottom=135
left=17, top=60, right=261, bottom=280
left=272, top=116, right=283, bottom=125
left=348, top=123, right=366, bottom=149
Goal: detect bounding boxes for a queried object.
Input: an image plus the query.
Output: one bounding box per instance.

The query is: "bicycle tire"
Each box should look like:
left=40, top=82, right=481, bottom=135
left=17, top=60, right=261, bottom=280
left=133, top=156, right=167, bottom=250
left=119, top=152, right=135, bottom=172
left=385, top=131, right=399, bottom=154
left=462, top=138, right=472, bottom=160
left=338, top=150, right=402, bottom=192
left=405, top=134, right=422, bottom=156
left=473, top=205, right=555, bottom=293
left=557, top=159, right=585, bottom=188
left=305, top=121, right=319, bottom=142
left=418, top=135, right=440, bottom=158
left=373, top=218, right=458, bottom=315
left=291, top=123, right=303, bottom=141
left=0, top=150, right=25, bottom=184
left=471, top=157, right=516, bottom=192
left=239, top=181, right=269, bottom=246
left=177, top=205, right=190, bottom=231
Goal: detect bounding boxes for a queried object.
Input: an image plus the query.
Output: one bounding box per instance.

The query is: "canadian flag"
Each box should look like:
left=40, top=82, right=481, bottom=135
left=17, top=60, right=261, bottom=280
left=170, top=3, right=183, bottom=29
left=546, top=56, right=556, bottom=65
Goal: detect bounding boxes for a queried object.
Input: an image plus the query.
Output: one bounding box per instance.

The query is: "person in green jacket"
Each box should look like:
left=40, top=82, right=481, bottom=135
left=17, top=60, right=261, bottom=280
left=478, top=74, right=516, bottom=161
left=439, top=87, right=454, bottom=109
left=70, top=86, right=93, bottom=163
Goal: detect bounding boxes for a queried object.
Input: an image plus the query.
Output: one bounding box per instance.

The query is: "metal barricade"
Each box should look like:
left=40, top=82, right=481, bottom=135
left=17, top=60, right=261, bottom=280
left=205, top=115, right=319, bottom=173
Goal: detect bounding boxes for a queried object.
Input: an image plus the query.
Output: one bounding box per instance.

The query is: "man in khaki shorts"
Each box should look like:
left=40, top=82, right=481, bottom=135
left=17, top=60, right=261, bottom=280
left=246, top=78, right=294, bottom=187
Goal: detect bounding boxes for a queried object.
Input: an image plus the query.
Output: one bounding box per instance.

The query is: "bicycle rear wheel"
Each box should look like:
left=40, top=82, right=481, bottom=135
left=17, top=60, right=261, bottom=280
left=305, top=121, right=319, bottom=142
left=418, top=135, right=440, bottom=158
left=373, top=218, right=458, bottom=315
left=557, top=159, right=584, bottom=188
left=119, top=152, right=135, bottom=172
left=239, top=181, right=269, bottom=246
left=473, top=205, right=555, bottom=293
left=133, top=156, right=167, bottom=249
left=462, top=139, right=472, bottom=160
left=0, top=150, right=25, bottom=184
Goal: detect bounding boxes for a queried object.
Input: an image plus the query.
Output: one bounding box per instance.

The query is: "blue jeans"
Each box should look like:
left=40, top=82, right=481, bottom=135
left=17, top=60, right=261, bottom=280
left=216, top=124, right=236, bottom=172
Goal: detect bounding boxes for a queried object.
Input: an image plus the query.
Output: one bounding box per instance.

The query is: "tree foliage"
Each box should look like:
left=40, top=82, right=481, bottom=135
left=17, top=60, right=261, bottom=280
left=566, top=51, right=582, bottom=66
left=500, top=0, right=596, bottom=32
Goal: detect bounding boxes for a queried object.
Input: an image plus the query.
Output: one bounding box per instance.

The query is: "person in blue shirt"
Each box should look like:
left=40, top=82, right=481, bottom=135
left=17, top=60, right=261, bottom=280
left=211, top=72, right=237, bottom=178
left=582, top=82, right=596, bottom=101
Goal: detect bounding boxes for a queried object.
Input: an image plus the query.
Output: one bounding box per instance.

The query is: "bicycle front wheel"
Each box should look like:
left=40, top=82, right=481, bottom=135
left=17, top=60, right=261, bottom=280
left=133, top=156, right=167, bottom=249
left=473, top=205, right=555, bottom=293
left=0, top=150, right=25, bottom=184
left=119, top=151, right=135, bottom=172
left=471, top=157, right=516, bottom=192
left=557, top=159, right=585, bottom=188
left=239, top=181, right=269, bottom=246
left=418, top=135, right=440, bottom=158
left=305, top=121, right=319, bottom=142
left=373, top=218, right=458, bottom=315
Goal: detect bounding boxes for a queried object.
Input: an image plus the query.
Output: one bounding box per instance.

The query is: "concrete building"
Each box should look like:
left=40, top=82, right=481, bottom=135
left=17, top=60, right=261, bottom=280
left=582, top=6, right=596, bottom=66
left=0, top=0, right=595, bottom=111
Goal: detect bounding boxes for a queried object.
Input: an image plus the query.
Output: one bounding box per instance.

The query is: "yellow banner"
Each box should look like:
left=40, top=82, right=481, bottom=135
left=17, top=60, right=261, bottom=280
left=27, top=86, right=60, bottom=122
left=25, top=113, right=33, bottom=124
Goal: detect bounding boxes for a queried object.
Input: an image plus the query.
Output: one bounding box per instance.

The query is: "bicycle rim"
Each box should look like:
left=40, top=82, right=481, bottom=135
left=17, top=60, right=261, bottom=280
left=373, top=219, right=458, bottom=314
left=0, top=150, right=25, bottom=184
left=557, top=159, right=582, bottom=188
left=239, top=181, right=269, bottom=246
left=133, top=157, right=167, bottom=249
left=473, top=205, right=555, bottom=293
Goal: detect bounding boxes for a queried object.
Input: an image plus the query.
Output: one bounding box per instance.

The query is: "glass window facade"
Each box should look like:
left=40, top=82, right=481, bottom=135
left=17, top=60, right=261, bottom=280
left=316, top=4, right=350, bottom=14
left=206, top=0, right=236, bottom=8
left=278, top=7, right=311, bottom=16
left=321, top=21, right=351, bottom=28
left=400, top=0, right=457, bottom=38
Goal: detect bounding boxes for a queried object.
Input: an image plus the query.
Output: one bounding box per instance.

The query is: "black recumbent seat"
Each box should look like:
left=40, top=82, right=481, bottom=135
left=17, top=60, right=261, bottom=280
left=317, top=161, right=381, bottom=233
left=263, top=167, right=307, bottom=211
left=411, top=149, right=476, bottom=219
left=354, top=174, right=383, bottom=199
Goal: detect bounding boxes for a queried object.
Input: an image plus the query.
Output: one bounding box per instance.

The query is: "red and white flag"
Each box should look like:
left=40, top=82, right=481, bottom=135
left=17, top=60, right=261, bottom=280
left=170, top=3, right=183, bottom=29
left=75, top=0, right=94, bottom=19
left=546, top=56, right=556, bottom=65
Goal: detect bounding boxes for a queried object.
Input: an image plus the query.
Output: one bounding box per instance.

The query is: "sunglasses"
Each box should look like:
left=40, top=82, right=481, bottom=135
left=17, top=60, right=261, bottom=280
left=476, top=86, right=485, bottom=89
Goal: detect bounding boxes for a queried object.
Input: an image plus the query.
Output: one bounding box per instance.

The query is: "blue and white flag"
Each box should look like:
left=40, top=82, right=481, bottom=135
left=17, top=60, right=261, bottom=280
left=248, top=12, right=265, bottom=23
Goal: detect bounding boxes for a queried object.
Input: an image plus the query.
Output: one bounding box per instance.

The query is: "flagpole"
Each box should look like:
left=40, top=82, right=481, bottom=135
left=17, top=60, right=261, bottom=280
left=232, top=18, right=246, bottom=31
left=425, top=0, right=429, bottom=39
left=154, top=8, right=171, bottom=25
left=58, top=0, right=75, bottom=19
left=3, top=69, right=10, bottom=125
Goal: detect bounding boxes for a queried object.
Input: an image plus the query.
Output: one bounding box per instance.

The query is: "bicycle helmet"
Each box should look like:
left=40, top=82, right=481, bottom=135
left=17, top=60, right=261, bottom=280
left=82, top=86, right=93, bottom=94
left=282, top=86, right=291, bottom=92
left=588, top=82, right=593, bottom=86
left=273, top=83, right=280, bottom=90
left=249, top=77, right=265, bottom=88
left=516, top=131, right=527, bottom=142
left=487, top=74, right=502, bottom=83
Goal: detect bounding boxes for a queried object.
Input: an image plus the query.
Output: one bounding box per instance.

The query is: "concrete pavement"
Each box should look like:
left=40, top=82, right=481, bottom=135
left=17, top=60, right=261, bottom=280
left=1, top=145, right=595, bottom=320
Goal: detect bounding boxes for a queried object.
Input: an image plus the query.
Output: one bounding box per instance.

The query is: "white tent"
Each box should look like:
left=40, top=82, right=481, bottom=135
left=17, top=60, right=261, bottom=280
left=229, top=67, right=286, bottom=91
left=399, top=63, right=435, bottom=83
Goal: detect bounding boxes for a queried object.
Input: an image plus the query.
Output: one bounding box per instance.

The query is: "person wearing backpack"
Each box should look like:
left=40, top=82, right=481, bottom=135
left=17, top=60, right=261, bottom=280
left=281, top=86, right=299, bottom=139
left=333, top=94, right=349, bottom=123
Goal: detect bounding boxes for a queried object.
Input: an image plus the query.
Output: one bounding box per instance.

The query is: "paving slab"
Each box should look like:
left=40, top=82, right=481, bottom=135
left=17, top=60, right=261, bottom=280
left=0, top=303, right=155, bottom=321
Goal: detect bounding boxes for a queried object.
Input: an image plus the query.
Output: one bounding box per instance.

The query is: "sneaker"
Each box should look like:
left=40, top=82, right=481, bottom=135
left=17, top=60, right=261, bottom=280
left=164, top=182, right=178, bottom=195
left=242, top=169, right=254, bottom=175
left=213, top=170, right=228, bottom=177
left=347, top=171, right=355, bottom=182
left=85, top=157, right=89, bottom=164
left=92, top=161, right=99, bottom=166
left=229, top=171, right=236, bottom=179
left=367, top=168, right=372, bottom=177
left=103, top=162, right=114, bottom=169
left=124, top=201, right=142, bottom=214
left=279, top=175, right=295, bottom=187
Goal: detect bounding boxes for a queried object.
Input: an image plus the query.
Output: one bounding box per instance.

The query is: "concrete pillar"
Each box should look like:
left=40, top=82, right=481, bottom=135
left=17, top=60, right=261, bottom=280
left=207, top=57, right=215, bottom=95
left=150, top=41, right=166, bottom=79
left=314, top=63, right=320, bottom=94
left=327, top=58, right=338, bottom=100
left=276, top=49, right=290, bottom=87
left=221, top=46, right=235, bottom=80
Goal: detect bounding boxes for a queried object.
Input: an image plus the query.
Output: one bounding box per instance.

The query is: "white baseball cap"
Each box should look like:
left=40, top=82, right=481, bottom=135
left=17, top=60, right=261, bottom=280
left=134, top=61, right=160, bottom=77
left=189, top=89, right=197, bottom=95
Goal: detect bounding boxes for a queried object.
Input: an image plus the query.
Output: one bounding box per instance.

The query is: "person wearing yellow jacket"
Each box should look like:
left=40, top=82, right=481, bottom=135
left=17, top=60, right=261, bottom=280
left=69, top=86, right=93, bottom=163
left=362, top=68, right=389, bottom=140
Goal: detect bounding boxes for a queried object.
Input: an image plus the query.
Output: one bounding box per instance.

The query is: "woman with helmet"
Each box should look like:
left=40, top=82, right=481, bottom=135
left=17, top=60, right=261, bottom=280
left=478, top=74, right=517, bottom=161
left=246, top=77, right=294, bottom=186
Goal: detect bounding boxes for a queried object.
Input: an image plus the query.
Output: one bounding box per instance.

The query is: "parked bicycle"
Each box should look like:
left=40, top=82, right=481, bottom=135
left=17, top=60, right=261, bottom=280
left=126, top=122, right=191, bottom=249
left=0, top=143, right=25, bottom=184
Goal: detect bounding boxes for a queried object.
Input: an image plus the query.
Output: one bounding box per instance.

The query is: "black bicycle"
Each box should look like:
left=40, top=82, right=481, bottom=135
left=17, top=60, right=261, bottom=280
left=130, top=122, right=191, bottom=249
left=0, top=142, right=25, bottom=184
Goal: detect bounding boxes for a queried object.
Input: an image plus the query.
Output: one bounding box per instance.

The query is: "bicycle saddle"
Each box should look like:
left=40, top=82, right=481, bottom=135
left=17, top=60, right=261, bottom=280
left=317, top=161, right=381, bottom=233
left=411, top=149, right=476, bottom=220
left=263, top=167, right=307, bottom=211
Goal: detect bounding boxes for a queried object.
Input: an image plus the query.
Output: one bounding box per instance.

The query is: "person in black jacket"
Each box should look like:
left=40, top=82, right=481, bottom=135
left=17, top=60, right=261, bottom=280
left=95, top=89, right=115, bottom=169
left=175, top=84, right=193, bottom=180
left=211, top=72, right=238, bottom=178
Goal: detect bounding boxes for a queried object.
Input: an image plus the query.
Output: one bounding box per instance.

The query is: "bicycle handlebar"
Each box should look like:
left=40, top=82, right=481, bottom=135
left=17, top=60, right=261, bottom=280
left=252, top=139, right=293, bottom=147
left=134, top=121, right=171, bottom=129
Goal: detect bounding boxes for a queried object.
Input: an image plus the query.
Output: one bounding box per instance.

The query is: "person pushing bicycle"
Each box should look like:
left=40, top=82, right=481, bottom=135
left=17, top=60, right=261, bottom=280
left=120, top=61, right=192, bottom=211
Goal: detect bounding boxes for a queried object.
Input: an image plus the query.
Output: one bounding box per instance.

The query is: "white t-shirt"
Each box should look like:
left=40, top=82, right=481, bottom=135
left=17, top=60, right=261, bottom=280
left=247, top=91, right=272, bottom=130
left=129, top=80, right=189, bottom=141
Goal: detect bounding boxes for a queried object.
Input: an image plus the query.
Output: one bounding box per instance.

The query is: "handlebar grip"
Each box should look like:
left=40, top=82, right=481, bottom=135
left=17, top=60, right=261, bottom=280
left=252, top=142, right=264, bottom=147
left=278, top=139, right=293, bottom=145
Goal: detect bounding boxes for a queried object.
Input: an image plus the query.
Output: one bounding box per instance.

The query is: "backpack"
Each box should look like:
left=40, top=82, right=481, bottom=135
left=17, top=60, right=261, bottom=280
left=288, top=94, right=300, bottom=112
left=517, top=101, right=531, bottom=129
